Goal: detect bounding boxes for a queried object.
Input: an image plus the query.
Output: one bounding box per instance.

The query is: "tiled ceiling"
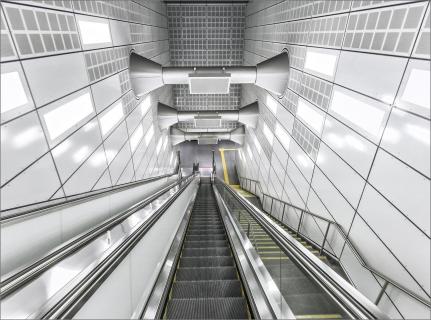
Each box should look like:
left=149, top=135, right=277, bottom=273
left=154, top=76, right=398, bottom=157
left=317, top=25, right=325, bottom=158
left=166, top=1, right=246, bottom=130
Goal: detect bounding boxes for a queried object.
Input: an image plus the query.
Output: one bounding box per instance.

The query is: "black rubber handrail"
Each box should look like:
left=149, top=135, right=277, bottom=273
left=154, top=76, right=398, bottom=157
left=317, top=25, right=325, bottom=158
left=0, top=174, right=192, bottom=299
left=1, top=171, right=178, bottom=224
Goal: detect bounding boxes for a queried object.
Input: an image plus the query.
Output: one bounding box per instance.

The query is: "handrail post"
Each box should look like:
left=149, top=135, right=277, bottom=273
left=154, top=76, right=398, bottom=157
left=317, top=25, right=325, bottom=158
left=269, top=197, right=274, bottom=216
left=375, top=280, right=389, bottom=305
left=297, top=210, right=304, bottom=236
left=247, top=222, right=251, bottom=237
left=281, top=203, right=286, bottom=224
left=320, top=222, right=331, bottom=255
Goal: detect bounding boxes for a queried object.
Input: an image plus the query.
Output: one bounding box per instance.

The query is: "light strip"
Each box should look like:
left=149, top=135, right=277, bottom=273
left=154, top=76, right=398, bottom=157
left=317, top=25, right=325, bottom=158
left=266, top=95, right=278, bottom=115
left=304, top=50, right=337, bottom=77
left=156, top=137, right=163, bottom=154
left=297, top=100, right=324, bottom=134
left=141, top=96, right=151, bottom=116
left=145, top=125, right=154, bottom=146
left=263, top=122, right=274, bottom=145
left=100, top=102, right=124, bottom=136
left=78, top=20, right=111, bottom=45
left=401, top=68, right=430, bottom=109
left=331, top=89, right=386, bottom=138
left=130, top=125, right=143, bottom=152
left=275, top=122, right=290, bottom=150
left=1, top=71, right=29, bottom=113
left=43, top=92, right=94, bottom=140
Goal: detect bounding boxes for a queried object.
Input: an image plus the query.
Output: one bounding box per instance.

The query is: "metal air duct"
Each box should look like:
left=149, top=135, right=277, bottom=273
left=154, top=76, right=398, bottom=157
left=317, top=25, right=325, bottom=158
left=170, top=126, right=245, bottom=146
left=157, top=101, right=259, bottom=129
left=129, top=50, right=290, bottom=97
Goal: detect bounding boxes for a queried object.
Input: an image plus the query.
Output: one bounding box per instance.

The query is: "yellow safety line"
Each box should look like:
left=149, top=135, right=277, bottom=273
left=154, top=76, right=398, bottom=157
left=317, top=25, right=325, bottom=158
left=219, top=148, right=230, bottom=185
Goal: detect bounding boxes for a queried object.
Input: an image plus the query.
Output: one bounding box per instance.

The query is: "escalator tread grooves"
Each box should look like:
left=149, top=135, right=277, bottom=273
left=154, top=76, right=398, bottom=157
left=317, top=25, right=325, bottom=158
left=165, top=182, right=249, bottom=319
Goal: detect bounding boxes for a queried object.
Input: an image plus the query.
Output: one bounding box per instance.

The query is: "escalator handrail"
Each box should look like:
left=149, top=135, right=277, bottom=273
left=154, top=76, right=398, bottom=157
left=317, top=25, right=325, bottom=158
left=1, top=171, right=178, bottom=224
left=27, top=174, right=198, bottom=319
left=238, top=176, right=431, bottom=308
left=0, top=174, right=194, bottom=299
left=216, top=178, right=390, bottom=319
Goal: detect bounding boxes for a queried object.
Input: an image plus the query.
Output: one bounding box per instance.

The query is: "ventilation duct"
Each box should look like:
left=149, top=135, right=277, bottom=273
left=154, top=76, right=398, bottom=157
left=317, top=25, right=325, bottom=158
left=158, top=101, right=259, bottom=129
left=170, top=126, right=245, bottom=146
left=129, top=50, right=290, bottom=97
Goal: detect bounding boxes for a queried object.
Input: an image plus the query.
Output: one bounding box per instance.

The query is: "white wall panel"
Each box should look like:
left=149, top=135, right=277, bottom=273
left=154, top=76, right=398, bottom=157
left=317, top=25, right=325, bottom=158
left=91, top=74, right=122, bottom=113
left=1, top=153, right=61, bottom=210
left=335, top=51, right=407, bottom=103
left=368, top=149, right=430, bottom=236
left=1, top=111, right=48, bottom=185
left=22, top=52, right=89, bottom=106
left=316, top=143, right=365, bottom=208
left=358, top=185, right=430, bottom=294
left=311, top=168, right=355, bottom=231
left=110, top=20, right=131, bottom=46
left=381, top=108, right=430, bottom=177
left=322, top=116, right=376, bottom=178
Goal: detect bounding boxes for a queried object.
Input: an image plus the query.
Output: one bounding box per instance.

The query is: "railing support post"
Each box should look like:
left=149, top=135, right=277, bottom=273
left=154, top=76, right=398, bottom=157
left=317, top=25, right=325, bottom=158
left=320, top=222, right=331, bottom=255
left=375, top=281, right=389, bottom=305
left=281, top=203, right=286, bottom=223
left=269, top=197, right=274, bottom=216
left=297, top=210, right=304, bottom=236
left=247, top=222, right=251, bottom=237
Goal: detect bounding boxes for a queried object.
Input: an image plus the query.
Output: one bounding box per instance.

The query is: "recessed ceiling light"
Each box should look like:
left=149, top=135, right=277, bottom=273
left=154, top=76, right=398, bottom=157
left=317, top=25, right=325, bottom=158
left=43, top=92, right=94, bottom=140
left=304, top=50, right=337, bottom=78
left=145, top=125, right=154, bottom=146
left=331, top=89, right=386, bottom=139
left=297, top=100, right=324, bottom=134
left=1, top=71, right=28, bottom=113
left=263, top=122, right=274, bottom=145
left=275, top=122, right=290, bottom=150
left=78, top=20, right=111, bottom=45
left=100, top=102, right=124, bottom=136
left=402, top=68, right=430, bottom=109
left=130, top=125, right=143, bottom=152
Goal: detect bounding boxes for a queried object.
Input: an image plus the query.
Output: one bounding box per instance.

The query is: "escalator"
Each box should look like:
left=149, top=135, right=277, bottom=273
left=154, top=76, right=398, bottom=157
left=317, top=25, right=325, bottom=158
left=163, top=178, right=250, bottom=319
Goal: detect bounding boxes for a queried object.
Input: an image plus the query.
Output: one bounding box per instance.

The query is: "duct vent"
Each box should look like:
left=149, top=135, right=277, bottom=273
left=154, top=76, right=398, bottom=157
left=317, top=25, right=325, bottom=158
left=188, top=73, right=231, bottom=94
left=198, top=137, right=218, bottom=145
left=194, top=115, right=222, bottom=128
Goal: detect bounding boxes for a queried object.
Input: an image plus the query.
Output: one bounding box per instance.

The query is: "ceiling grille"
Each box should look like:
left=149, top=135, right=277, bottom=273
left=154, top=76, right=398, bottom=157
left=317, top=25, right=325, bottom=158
left=166, top=3, right=246, bottom=115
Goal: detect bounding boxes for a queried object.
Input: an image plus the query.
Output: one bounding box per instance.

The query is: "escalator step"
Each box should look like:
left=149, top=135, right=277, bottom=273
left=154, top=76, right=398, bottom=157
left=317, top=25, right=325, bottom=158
left=186, top=234, right=226, bottom=241
left=186, top=229, right=225, bottom=235
left=176, top=267, right=237, bottom=281
left=166, top=297, right=248, bottom=319
left=285, top=293, right=343, bottom=316
left=184, top=240, right=228, bottom=248
left=182, top=247, right=231, bottom=257
left=171, top=280, right=242, bottom=298
left=180, top=256, right=234, bottom=267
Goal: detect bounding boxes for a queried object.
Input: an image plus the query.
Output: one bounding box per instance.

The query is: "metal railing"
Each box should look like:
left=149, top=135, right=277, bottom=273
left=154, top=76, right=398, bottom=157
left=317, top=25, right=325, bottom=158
left=238, top=176, right=431, bottom=309
left=1, top=171, right=178, bottom=223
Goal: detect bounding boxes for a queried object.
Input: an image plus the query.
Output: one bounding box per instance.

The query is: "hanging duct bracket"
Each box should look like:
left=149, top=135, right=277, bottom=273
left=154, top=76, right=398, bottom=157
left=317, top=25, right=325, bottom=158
left=170, top=126, right=245, bottom=146
left=157, top=101, right=259, bottom=130
left=129, top=50, right=290, bottom=97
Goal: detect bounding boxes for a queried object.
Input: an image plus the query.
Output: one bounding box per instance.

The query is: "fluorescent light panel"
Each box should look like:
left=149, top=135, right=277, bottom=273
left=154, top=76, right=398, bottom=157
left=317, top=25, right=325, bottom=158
left=297, top=100, right=324, bottom=134
left=331, top=89, right=386, bottom=138
left=43, top=92, right=94, bottom=140
left=156, top=138, right=163, bottom=154
left=275, top=123, right=290, bottom=150
left=78, top=20, right=111, bottom=45
left=100, top=102, right=124, bottom=135
left=145, top=125, right=154, bottom=146
left=402, top=69, right=430, bottom=109
left=263, top=122, right=274, bottom=145
left=130, top=125, right=143, bottom=152
left=141, top=96, right=151, bottom=116
left=1, top=72, right=28, bottom=113
left=266, top=95, right=278, bottom=115
left=304, top=50, right=337, bottom=77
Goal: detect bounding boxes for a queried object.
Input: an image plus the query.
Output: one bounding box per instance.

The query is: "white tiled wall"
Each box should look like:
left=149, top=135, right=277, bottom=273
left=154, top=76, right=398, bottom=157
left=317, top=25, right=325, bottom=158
left=237, top=1, right=430, bottom=318
left=0, top=0, right=176, bottom=213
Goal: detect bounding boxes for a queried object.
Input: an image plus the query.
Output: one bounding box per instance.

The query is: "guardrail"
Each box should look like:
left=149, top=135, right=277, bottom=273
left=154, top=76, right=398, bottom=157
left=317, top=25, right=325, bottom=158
left=238, top=176, right=430, bottom=309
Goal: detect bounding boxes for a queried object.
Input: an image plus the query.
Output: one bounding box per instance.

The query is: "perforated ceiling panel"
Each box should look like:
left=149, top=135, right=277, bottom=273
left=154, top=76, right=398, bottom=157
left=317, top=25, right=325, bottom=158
left=166, top=2, right=246, bottom=117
